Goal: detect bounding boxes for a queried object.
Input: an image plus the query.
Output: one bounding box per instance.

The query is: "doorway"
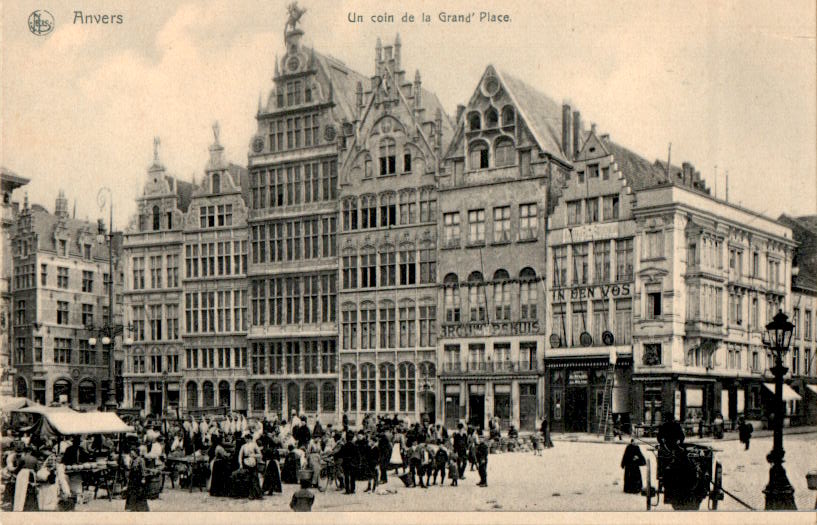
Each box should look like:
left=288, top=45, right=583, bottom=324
left=519, top=383, right=537, bottom=431
left=445, top=391, right=460, bottom=429
left=287, top=382, right=300, bottom=417
left=469, top=392, right=485, bottom=430
left=565, top=387, right=588, bottom=432
left=149, top=392, right=162, bottom=416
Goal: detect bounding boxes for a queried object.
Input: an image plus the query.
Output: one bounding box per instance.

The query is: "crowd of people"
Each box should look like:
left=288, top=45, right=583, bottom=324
left=1, top=409, right=555, bottom=512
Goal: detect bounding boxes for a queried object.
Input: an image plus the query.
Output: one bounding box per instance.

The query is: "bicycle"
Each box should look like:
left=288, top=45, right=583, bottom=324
left=317, top=455, right=342, bottom=493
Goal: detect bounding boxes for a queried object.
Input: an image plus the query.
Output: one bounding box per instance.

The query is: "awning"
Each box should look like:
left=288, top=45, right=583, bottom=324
left=763, top=383, right=802, bottom=401
left=806, top=385, right=817, bottom=395
left=14, top=406, right=133, bottom=435
left=0, top=397, right=40, bottom=412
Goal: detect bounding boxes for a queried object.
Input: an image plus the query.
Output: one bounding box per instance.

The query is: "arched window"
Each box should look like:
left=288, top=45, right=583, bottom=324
left=444, top=273, right=461, bottom=322
left=469, top=141, right=489, bottom=169
left=364, top=154, right=373, bottom=179
left=501, top=106, right=515, bottom=126
left=343, top=198, right=358, bottom=231
left=486, top=107, right=499, bottom=128
left=322, top=381, right=336, bottom=413
left=419, top=361, right=436, bottom=385
left=360, top=363, right=376, bottom=412
left=379, top=138, right=396, bottom=175
left=269, top=383, right=282, bottom=416
left=360, top=195, right=377, bottom=229
left=202, top=381, right=215, bottom=408
left=152, top=206, right=160, bottom=231
left=380, top=192, right=396, bottom=227
left=212, top=173, right=221, bottom=194
left=342, top=364, right=357, bottom=413
left=186, top=381, right=198, bottom=408
left=399, top=243, right=416, bottom=285
left=468, top=271, right=486, bottom=322
left=520, top=267, right=538, bottom=320
left=360, top=301, right=376, bottom=350
left=493, top=269, right=511, bottom=321
left=468, top=112, right=481, bottom=131
left=235, top=381, right=247, bottom=411
left=53, top=379, right=72, bottom=404
left=399, top=299, right=416, bottom=348
left=495, top=137, right=515, bottom=167
left=287, top=382, right=300, bottom=415
left=379, top=300, right=396, bottom=348
left=379, top=243, right=396, bottom=287
left=78, top=379, right=96, bottom=405
left=304, top=382, right=318, bottom=412
left=252, top=383, right=266, bottom=411
left=398, top=362, right=416, bottom=412
left=379, top=362, right=396, bottom=412
left=218, top=381, right=230, bottom=407
left=399, top=189, right=416, bottom=225
left=341, top=303, right=358, bottom=350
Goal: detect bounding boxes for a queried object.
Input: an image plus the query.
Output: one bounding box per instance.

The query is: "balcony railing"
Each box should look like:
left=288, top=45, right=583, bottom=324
left=441, top=361, right=541, bottom=374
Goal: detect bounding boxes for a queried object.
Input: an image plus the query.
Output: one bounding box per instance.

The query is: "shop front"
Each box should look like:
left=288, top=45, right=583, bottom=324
left=547, top=356, right=632, bottom=434
left=439, top=377, right=544, bottom=432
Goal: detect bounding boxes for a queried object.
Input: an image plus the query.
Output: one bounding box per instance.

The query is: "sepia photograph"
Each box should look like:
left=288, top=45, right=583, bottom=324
left=1, top=0, right=816, bottom=521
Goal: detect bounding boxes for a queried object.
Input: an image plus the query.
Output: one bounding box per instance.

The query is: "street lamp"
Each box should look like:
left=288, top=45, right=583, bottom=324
left=763, top=309, right=797, bottom=510
left=97, top=187, right=119, bottom=412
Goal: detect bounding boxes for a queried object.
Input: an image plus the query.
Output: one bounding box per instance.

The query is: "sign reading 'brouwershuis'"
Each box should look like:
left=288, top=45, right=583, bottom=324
left=440, top=321, right=541, bottom=338
left=551, top=283, right=631, bottom=302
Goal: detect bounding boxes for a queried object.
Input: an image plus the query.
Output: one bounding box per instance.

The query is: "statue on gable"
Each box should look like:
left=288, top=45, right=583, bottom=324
left=286, top=2, right=307, bottom=33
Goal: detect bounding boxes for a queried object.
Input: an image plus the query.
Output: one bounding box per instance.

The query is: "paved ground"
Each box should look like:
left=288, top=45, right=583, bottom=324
left=76, top=432, right=816, bottom=512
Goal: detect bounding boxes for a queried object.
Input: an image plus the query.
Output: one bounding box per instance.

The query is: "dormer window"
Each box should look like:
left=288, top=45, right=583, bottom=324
left=212, top=173, right=221, bottom=194
left=468, top=112, right=481, bottom=131
left=152, top=205, right=160, bottom=231
left=501, top=106, right=515, bottom=126
left=469, top=141, right=489, bottom=170
left=495, top=138, right=515, bottom=167
left=486, top=107, right=498, bottom=128
left=379, top=138, right=396, bottom=175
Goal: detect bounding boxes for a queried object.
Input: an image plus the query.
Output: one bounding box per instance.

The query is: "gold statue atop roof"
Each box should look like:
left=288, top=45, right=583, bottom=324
left=286, top=2, right=307, bottom=32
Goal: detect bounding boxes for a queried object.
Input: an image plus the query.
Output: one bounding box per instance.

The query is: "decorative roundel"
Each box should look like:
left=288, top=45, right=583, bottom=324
left=287, top=56, right=300, bottom=72
left=602, top=330, right=615, bottom=346
left=579, top=331, right=594, bottom=347
left=549, top=334, right=562, bottom=349
left=252, top=135, right=265, bottom=153
left=323, top=124, right=337, bottom=142
left=482, top=75, right=500, bottom=97
left=71, top=368, right=80, bottom=379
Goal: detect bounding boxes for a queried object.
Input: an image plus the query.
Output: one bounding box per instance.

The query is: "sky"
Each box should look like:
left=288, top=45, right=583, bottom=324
left=2, top=0, right=816, bottom=229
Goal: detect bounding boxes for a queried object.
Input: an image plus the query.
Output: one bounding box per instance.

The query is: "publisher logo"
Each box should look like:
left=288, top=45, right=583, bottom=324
left=28, top=10, right=54, bottom=36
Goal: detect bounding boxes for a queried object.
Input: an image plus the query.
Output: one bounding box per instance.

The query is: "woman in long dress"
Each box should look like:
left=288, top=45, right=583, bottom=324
left=208, top=434, right=231, bottom=497
left=125, top=448, right=149, bottom=512
left=238, top=436, right=263, bottom=500
left=620, top=439, right=646, bottom=494
left=261, top=442, right=282, bottom=495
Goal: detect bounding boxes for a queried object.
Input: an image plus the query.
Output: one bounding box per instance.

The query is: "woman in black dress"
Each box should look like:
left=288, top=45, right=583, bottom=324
left=261, top=443, right=282, bottom=495
left=208, top=434, right=231, bottom=497
left=620, top=439, right=646, bottom=494
left=125, top=447, right=149, bottom=512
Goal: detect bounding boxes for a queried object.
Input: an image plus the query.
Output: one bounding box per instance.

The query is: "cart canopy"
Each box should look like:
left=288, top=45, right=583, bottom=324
left=14, top=405, right=134, bottom=436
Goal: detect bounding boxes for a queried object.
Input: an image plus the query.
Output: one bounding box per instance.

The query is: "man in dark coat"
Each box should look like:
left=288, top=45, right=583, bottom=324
left=738, top=418, right=753, bottom=450
left=657, top=415, right=685, bottom=451
left=339, top=432, right=360, bottom=494
left=453, top=423, right=468, bottom=479
left=620, top=439, right=646, bottom=494
left=476, top=434, right=489, bottom=487
left=378, top=433, right=391, bottom=483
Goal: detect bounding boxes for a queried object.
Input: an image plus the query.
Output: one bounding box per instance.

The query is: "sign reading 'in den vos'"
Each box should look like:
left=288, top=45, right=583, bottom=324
left=440, top=320, right=541, bottom=338
left=552, top=283, right=631, bottom=302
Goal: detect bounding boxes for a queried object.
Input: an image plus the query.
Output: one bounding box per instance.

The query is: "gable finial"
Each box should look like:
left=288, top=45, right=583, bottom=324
left=212, top=121, right=221, bottom=145
left=153, top=136, right=161, bottom=163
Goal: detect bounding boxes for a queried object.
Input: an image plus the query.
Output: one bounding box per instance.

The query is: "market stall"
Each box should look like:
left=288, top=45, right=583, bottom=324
left=10, top=406, right=134, bottom=502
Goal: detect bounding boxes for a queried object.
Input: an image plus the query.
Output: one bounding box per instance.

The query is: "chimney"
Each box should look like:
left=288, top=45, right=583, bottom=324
left=562, top=104, right=572, bottom=158
left=590, top=123, right=597, bottom=135
left=682, top=162, right=691, bottom=184
left=55, top=189, right=69, bottom=219
left=572, top=110, right=581, bottom=160
left=456, top=104, right=466, bottom=123
left=97, top=218, right=106, bottom=235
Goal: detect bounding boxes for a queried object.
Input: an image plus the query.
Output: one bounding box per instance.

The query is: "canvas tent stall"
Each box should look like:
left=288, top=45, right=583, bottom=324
left=0, top=396, right=40, bottom=413
left=11, top=405, right=133, bottom=439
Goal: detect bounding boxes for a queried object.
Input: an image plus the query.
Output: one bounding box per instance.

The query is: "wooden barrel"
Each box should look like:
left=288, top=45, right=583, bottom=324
left=145, top=474, right=163, bottom=499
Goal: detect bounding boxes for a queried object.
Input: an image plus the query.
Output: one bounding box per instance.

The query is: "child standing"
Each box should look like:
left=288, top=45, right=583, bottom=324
left=447, top=450, right=459, bottom=487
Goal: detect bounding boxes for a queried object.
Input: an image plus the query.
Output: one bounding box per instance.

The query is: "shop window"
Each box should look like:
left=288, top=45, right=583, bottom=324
left=643, top=387, right=663, bottom=426
left=304, top=382, right=318, bottom=412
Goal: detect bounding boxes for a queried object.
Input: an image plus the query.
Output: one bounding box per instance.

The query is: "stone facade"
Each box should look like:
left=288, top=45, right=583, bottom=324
left=337, top=35, right=452, bottom=425
left=11, top=190, right=124, bottom=408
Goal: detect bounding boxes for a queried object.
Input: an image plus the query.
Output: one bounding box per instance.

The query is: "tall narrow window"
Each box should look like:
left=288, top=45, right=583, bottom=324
left=379, top=139, right=396, bottom=175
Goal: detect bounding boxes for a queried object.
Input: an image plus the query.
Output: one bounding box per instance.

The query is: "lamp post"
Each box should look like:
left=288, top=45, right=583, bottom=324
left=763, top=309, right=797, bottom=510
left=97, top=187, right=119, bottom=412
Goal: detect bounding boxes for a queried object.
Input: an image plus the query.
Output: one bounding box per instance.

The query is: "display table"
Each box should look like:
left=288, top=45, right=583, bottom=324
left=163, top=457, right=209, bottom=493
left=64, top=461, right=118, bottom=501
